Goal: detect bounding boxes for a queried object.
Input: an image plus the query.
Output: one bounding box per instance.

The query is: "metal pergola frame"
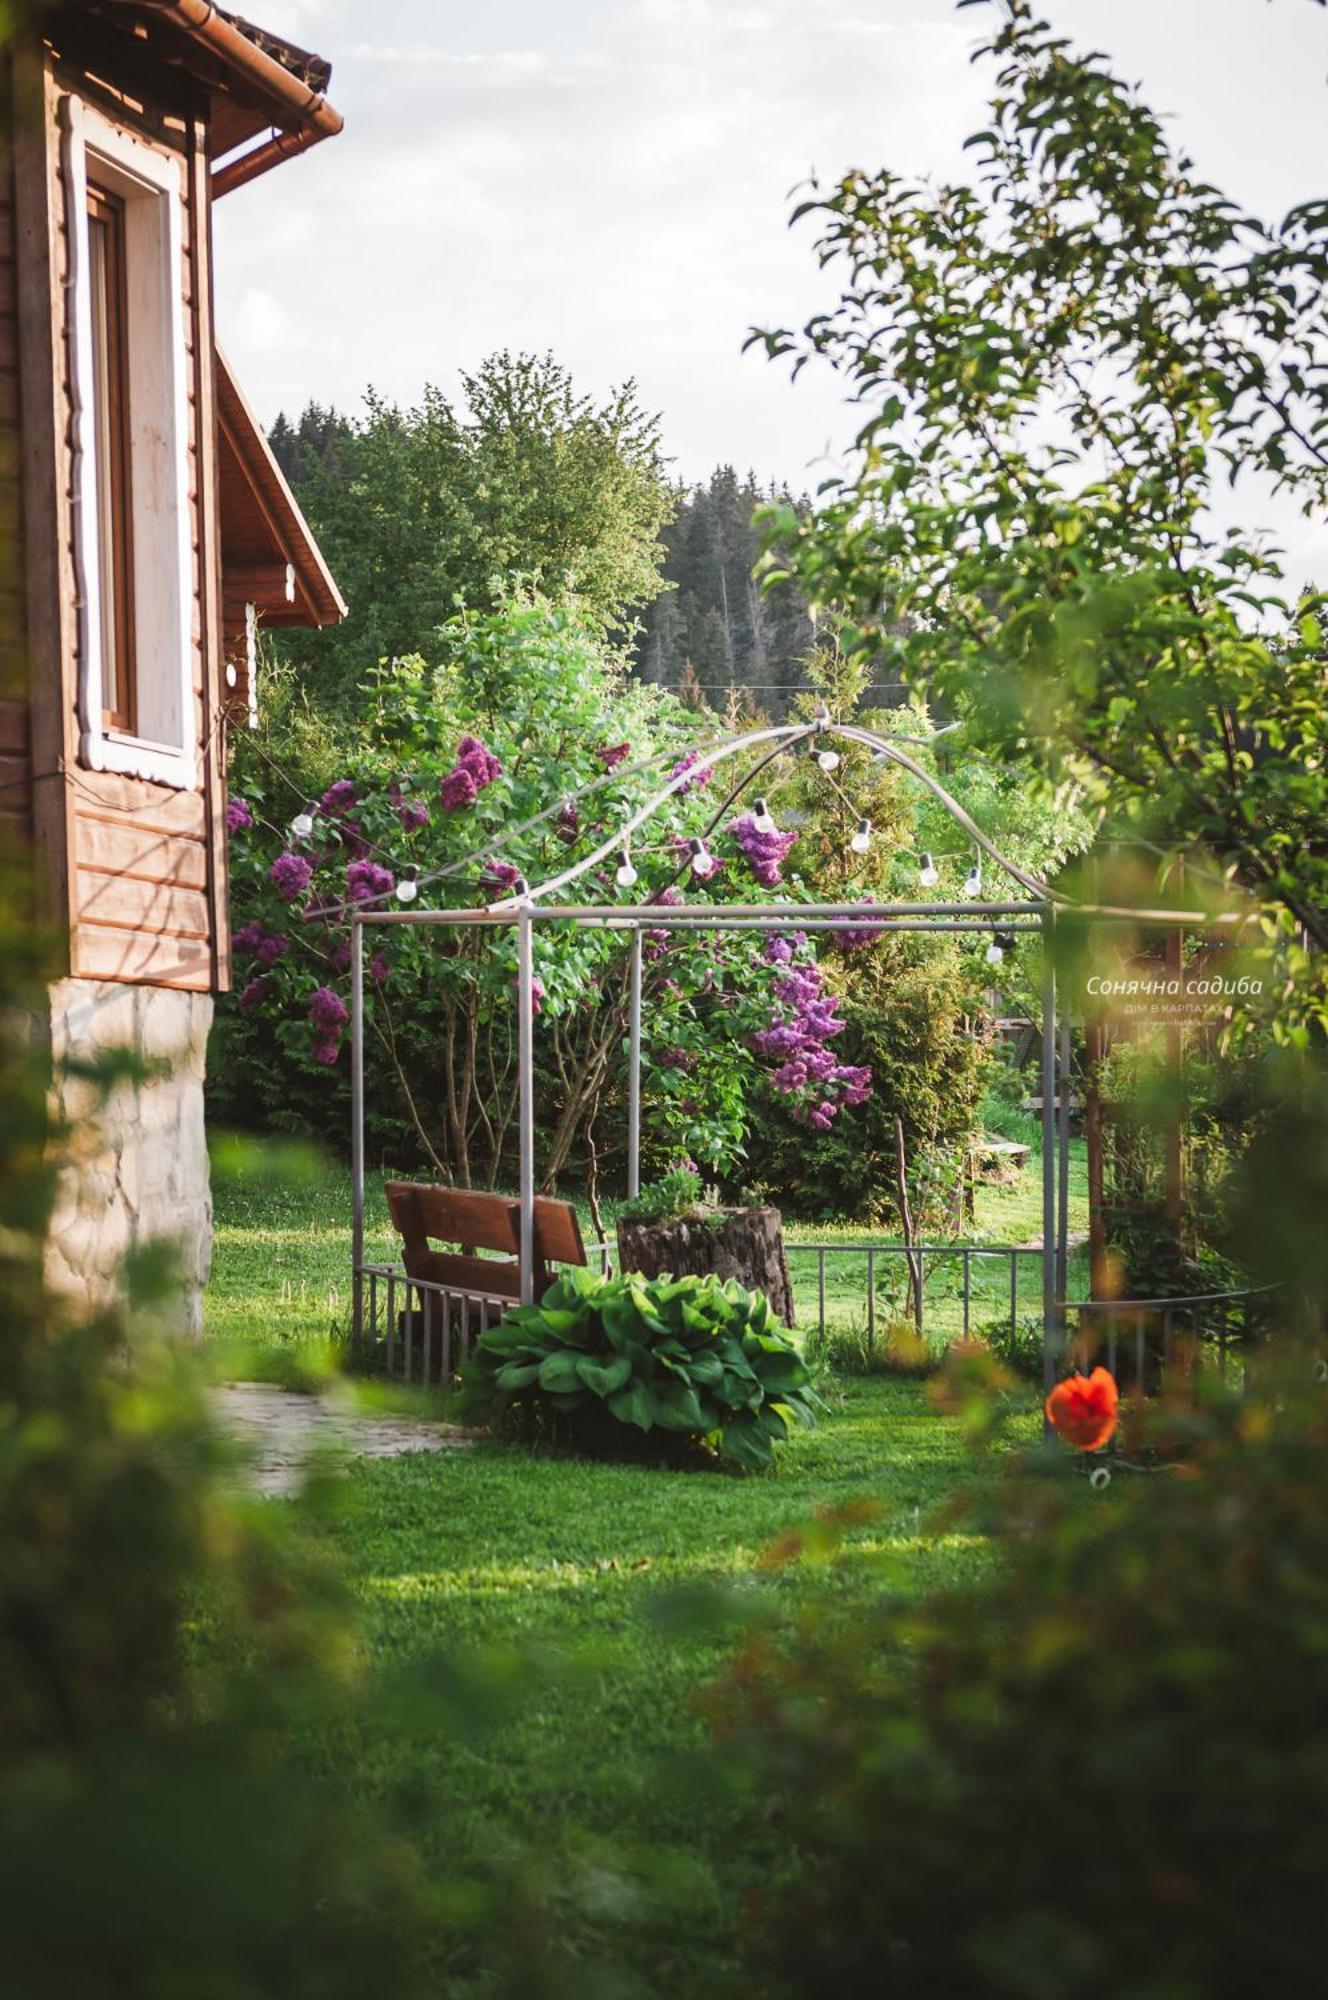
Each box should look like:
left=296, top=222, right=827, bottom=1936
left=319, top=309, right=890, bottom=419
left=345, top=717, right=1246, bottom=1387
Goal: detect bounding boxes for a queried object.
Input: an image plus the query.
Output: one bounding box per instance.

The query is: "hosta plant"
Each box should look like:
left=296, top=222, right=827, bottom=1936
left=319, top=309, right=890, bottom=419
left=463, top=1268, right=818, bottom=1470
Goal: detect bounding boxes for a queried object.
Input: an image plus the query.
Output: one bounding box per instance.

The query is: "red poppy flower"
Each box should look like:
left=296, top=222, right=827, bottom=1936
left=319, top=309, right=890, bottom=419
left=1045, top=1367, right=1119, bottom=1451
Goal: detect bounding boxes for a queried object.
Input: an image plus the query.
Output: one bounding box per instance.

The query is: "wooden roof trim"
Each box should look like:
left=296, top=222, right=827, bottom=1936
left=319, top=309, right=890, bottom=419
left=216, top=349, right=347, bottom=629
left=108, top=1, right=343, bottom=181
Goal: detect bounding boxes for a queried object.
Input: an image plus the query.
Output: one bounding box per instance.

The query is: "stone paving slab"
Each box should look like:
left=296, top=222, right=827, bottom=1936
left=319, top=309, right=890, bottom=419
left=212, top=1382, right=476, bottom=1498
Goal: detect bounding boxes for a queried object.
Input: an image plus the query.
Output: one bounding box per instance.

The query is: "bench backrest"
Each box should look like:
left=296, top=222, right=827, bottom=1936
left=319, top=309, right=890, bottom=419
left=384, top=1181, right=586, bottom=1300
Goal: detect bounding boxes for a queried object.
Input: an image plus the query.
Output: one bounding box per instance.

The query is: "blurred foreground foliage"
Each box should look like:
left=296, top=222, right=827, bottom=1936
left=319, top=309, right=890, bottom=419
left=0, top=851, right=563, bottom=1996
left=706, top=1341, right=1328, bottom=1998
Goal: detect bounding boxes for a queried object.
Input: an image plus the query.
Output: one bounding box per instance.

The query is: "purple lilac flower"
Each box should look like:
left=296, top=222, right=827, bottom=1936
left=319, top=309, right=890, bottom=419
left=831, top=923, right=885, bottom=951
left=225, top=796, right=253, bottom=833
left=370, top=952, right=390, bottom=986
left=440, top=765, right=478, bottom=811
left=481, top=859, right=522, bottom=892
left=311, top=1039, right=341, bottom=1066
left=346, top=859, right=395, bottom=903
left=232, top=921, right=266, bottom=958
left=670, top=748, right=712, bottom=794
left=764, top=935, right=793, bottom=965
left=308, top=986, right=349, bottom=1035
left=456, top=734, right=502, bottom=787
left=596, top=742, right=631, bottom=770
left=329, top=939, right=352, bottom=973
left=732, top=813, right=797, bottom=889
left=555, top=801, right=579, bottom=846
left=320, top=778, right=357, bottom=817
left=254, top=933, right=287, bottom=969
left=833, top=1064, right=873, bottom=1106
left=270, top=851, right=313, bottom=903
left=808, top=1101, right=837, bottom=1131
left=238, top=975, right=270, bottom=1011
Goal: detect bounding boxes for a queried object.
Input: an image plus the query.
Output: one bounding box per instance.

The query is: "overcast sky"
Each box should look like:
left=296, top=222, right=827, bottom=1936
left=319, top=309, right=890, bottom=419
left=215, top=0, right=1328, bottom=573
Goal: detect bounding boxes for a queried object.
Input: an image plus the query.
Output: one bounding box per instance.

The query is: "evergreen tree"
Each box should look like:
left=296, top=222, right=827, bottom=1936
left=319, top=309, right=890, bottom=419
left=633, top=467, right=816, bottom=714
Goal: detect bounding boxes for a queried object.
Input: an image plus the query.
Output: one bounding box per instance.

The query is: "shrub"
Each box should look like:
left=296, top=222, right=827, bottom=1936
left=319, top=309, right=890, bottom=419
left=464, top=1268, right=818, bottom=1469
left=806, top=1314, right=942, bottom=1379
left=975, top=1310, right=1045, bottom=1382
left=715, top=1362, right=1328, bottom=1996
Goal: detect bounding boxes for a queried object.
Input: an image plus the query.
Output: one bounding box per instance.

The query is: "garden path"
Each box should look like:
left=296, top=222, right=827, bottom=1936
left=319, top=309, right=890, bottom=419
left=212, top=1382, right=475, bottom=1497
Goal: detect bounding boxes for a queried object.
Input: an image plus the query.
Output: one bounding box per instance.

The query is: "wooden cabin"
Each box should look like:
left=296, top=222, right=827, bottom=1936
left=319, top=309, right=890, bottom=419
left=0, top=2, right=346, bottom=1329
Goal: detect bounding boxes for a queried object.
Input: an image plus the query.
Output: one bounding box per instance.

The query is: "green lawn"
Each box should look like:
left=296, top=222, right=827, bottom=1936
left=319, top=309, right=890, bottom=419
left=204, top=1148, right=1041, bottom=1988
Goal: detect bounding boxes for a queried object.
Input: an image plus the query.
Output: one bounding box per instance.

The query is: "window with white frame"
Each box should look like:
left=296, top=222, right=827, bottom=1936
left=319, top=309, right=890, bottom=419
left=62, top=96, right=195, bottom=788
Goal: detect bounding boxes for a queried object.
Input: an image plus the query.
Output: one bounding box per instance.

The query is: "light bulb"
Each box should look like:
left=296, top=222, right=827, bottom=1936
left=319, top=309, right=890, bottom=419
left=751, top=797, right=776, bottom=835
left=918, top=852, right=939, bottom=888
left=396, top=867, right=419, bottom=905
left=963, top=862, right=982, bottom=898
left=985, top=938, right=1004, bottom=967
left=615, top=849, right=638, bottom=889
left=815, top=747, right=841, bottom=773
left=850, top=817, right=872, bottom=855
left=689, top=836, right=713, bottom=878
left=290, top=807, right=315, bottom=842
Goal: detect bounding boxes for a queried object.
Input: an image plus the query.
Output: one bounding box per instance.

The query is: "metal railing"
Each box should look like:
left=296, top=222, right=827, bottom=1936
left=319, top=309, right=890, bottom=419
left=358, top=1238, right=614, bottom=1383
left=1068, top=1284, right=1281, bottom=1386
left=787, top=1239, right=1044, bottom=1344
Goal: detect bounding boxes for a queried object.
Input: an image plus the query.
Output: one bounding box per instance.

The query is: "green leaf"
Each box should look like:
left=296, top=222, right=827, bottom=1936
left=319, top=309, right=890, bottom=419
left=575, top=1353, right=634, bottom=1398
left=608, top=1379, right=658, bottom=1432
left=537, top=1350, right=585, bottom=1393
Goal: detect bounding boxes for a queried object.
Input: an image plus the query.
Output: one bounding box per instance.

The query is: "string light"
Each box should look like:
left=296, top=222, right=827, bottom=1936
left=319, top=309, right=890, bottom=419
left=689, top=836, right=716, bottom=878
left=396, top=865, right=419, bottom=905
left=814, top=744, right=841, bottom=773
left=985, top=930, right=1017, bottom=966
left=751, top=796, right=777, bottom=835
left=289, top=803, right=316, bottom=842
left=918, top=851, right=939, bottom=888
left=615, top=848, right=638, bottom=888
left=963, top=856, right=982, bottom=898
left=850, top=817, right=872, bottom=855
left=985, top=936, right=1004, bottom=966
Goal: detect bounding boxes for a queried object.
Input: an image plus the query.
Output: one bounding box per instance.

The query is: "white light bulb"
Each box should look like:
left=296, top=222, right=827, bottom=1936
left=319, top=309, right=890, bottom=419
left=396, top=868, right=419, bottom=904
left=918, top=852, right=939, bottom=889
left=815, top=748, right=841, bottom=773
left=290, top=808, right=315, bottom=842
left=985, top=939, right=1004, bottom=967
left=615, top=850, right=638, bottom=889
left=850, top=817, right=872, bottom=856
left=963, top=863, right=982, bottom=898
left=751, top=797, right=776, bottom=835
left=689, top=837, right=713, bottom=878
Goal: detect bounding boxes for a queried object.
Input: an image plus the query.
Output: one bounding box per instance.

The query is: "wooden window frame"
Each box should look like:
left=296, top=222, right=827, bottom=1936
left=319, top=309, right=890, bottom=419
left=62, top=95, right=196, bottom=791
left=86, top=179, right=136, bottom=736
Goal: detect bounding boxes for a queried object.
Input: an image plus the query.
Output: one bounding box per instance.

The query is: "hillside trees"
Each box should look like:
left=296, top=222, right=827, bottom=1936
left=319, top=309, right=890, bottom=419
left=633, top=466, right=817, bottom=711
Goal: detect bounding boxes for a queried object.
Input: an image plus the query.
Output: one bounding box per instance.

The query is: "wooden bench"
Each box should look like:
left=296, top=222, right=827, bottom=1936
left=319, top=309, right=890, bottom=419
left=384, top=1181, right=586, bottom=1304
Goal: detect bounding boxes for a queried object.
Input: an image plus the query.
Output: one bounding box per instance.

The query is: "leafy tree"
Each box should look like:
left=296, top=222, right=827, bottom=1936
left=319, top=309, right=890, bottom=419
left=269, top=352, right=676, bottom=708
left=754, top=0, right=1328, bottom=1040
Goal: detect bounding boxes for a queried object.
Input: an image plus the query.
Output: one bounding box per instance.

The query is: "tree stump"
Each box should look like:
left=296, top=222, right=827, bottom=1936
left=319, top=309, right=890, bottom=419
left=615, top=1205, right=796, bottom=1326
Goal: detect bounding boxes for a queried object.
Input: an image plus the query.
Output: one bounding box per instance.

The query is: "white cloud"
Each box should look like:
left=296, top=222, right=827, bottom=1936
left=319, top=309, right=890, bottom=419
left=214, top=2, right=985, bottom=486
left=213, top=0, right=1328, bottom=600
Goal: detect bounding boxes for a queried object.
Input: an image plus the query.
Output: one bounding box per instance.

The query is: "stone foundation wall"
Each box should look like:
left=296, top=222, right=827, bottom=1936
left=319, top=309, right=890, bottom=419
left=45, top=980, right=214, bottom=1335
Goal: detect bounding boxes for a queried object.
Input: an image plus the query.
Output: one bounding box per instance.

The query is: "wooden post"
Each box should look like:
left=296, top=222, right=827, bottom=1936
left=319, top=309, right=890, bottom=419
left=1084, top=1016, right=1109, bottom=1299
